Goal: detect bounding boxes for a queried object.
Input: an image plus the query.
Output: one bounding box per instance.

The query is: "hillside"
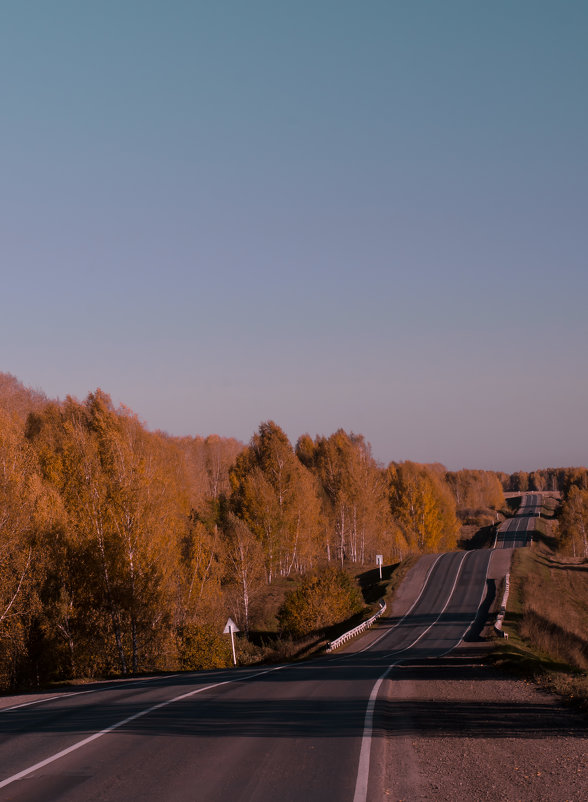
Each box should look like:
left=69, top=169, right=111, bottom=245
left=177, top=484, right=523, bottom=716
left=495, top=503, right=588, bottom=709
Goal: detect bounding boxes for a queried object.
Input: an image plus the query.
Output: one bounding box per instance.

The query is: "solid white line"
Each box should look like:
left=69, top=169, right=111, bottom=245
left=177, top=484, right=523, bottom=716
left=352, top=664, right=395, bottom=802
left=352, top=550, right=470, bottom=802
left=325, top=554, right=445, bottom=664
left=3, top=693, right=71, bottom=712
left=436, top=549, right=493, bottom=659
left=355, top=553, right=445, bottom=655
left=383, top=550, right=471, bottom=658
left=1, top=674, right=182, bottom=713
left=0, top=666, right=284, bottom=790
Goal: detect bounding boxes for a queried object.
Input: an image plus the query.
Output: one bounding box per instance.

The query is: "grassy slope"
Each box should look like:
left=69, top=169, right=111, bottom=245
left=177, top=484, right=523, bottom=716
left=493, top=541, right=588, bottom=711
left=242, top=555, right=421, bottom=664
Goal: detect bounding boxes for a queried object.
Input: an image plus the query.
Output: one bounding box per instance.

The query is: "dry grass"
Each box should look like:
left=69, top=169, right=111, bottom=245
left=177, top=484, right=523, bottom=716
left=517, top=550, right=588, bottom=670
left=240, top=555, right=421, bottom=664
left=495, top=545, right=588, bottom=710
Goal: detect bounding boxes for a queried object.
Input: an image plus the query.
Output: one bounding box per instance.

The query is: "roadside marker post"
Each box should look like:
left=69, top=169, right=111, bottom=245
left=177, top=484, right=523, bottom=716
left=223, top=618, right=240, bottom=666
left=376, top=555, right=383, bottom=580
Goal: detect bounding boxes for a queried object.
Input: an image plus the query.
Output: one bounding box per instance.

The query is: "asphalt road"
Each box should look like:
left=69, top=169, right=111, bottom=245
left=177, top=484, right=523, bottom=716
left=496, top=493, right=541, bottom=548
left=0, top=550, right=493, bottom=802
left=515, top=492, right=543, bottom=517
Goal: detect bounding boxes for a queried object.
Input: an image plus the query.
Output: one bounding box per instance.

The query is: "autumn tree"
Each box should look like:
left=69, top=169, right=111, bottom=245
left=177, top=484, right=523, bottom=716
left=0, top=410, right=37, bottom=686
left=562, top=467, right=588, bottom=496
left=0, top=408, right=63, bottom=687
left=501, top=467, right=587, bottom=494
left=0, top=372, right=47, bottom=423
left=230, top=422, right=322, bottom=582
left=560, top=486, right=588, bottom=559
left=277, top=566, right=364, bottom=638
left=203, top=435, right=244, bottom=498
left=221, top=512, right=265, bottom=632
left=297, top=430, right=403, bottom=564
left=445, top=470, right=504, bottom=511
left=387, top=461, right=459, bottom=553
left=179, top=503, right=223, bottom=617
left=175, top=434, right=244, bottom=509
left=26, top=391, right=190, bottom=676
left=511, top=471, right=529, bottom=492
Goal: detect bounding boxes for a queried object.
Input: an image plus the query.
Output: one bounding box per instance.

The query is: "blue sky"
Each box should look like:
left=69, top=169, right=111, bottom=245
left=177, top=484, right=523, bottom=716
left=2, top=1, right=587, bottom=472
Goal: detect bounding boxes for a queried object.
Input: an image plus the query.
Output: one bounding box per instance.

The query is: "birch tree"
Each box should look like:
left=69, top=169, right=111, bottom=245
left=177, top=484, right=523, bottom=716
left=388, top=462, right=459, bottom=553
left=230, top=422, right=322, bottom=581
left=560, top=486, right=588, bottom=559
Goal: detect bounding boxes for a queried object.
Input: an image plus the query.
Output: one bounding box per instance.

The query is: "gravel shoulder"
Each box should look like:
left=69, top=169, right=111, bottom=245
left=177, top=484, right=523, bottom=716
left=377, top=638, right=587, bottom=801
left=379, top=648, right=587, bottom=801
left=373, top=550, right=587, bottom=801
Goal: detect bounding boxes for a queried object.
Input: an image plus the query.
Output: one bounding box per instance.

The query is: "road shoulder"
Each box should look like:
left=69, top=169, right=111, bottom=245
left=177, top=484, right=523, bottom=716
left=379, top=647, right=587, bottom=801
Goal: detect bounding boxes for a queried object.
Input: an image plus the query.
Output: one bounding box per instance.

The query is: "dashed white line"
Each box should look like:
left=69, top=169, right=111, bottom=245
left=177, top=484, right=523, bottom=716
left=353, top=550, right=471, bottom=802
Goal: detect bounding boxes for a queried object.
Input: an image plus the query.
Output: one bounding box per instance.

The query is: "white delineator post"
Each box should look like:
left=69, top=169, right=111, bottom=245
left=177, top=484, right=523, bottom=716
left=223, top=618, right=240, bottom=666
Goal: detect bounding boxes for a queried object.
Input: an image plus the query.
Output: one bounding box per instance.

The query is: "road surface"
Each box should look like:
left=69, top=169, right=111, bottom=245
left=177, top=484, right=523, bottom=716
left=0, top=550, right=494, bottom=802
left=495, top=493, right=542, bottom=548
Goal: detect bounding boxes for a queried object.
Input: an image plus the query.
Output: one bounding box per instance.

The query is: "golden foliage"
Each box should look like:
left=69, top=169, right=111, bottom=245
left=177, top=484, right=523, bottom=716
left=387, top=461, right=460, bottom=553
left=277, top=566, right=364, bottom=638
left=1, top=374, right=512, bottom=689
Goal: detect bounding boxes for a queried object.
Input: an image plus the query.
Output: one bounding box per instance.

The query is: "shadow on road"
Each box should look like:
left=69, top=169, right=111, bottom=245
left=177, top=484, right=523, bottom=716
left=4, top=663, right=586, bottom=743
left=377, top=695, right=588, bottom=739
left=463, top=578, right=495, bottom=642
left=4, top=636, right=587, bottom=744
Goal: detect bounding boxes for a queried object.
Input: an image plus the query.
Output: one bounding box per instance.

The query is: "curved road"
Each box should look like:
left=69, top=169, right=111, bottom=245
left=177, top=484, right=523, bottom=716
left=0, top=550, right=493, bottom=802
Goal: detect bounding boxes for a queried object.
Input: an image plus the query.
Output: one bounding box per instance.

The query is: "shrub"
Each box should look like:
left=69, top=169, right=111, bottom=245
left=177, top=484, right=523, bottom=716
left=178, top=623, right=232, bottom=670
left=277, top=566, right=364, bottom=638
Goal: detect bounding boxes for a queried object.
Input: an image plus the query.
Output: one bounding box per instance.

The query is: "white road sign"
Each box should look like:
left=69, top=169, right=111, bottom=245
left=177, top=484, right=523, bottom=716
left=223, top=618, right=239, bottom=666
left=376, top=554, right=383, bottom=579
left=223, top=618, right=239, bottom=634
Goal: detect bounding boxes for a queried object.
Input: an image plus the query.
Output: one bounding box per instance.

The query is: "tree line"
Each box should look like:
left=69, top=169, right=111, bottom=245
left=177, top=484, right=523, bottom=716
left=498, top=467, right=588, bottom=495
left=498, top=466, right=588, bottom=559
left=1, top=373, right=507, bottom=689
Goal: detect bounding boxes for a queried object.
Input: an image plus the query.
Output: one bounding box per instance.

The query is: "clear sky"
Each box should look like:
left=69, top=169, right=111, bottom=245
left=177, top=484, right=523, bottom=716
left=2, top=1, right=587, bottom=472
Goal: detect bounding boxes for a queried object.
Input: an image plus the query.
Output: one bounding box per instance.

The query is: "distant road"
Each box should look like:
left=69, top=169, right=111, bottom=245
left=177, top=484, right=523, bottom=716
left=515, top=492, right=543, bottom=517
left=0, top=550, right=492, bottom=802
left=495, top=492, right=542, bottom=548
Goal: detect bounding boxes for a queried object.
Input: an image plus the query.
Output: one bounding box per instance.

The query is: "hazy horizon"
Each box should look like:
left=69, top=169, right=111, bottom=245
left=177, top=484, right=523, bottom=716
left=3, top=2, right=587, bottom=475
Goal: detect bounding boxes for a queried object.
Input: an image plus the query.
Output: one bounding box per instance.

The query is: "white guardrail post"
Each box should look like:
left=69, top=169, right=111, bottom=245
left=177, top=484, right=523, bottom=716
left=326, top=601, right=387, bottom=652
left=494, top=572, right=510, bottom=639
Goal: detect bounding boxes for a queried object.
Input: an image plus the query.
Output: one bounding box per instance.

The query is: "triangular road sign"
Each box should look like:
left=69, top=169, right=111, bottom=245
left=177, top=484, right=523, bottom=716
left=223, top=617, right=239, bottom=634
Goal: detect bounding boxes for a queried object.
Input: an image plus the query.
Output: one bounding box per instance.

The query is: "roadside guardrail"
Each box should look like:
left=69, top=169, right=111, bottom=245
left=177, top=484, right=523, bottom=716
left=326, top=601, right=386, bottom=652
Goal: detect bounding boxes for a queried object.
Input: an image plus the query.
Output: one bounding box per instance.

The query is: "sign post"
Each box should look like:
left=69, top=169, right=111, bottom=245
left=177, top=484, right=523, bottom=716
left=223, top=617, right=240, bottom=666
left=376, top=554, right=383, bottom=580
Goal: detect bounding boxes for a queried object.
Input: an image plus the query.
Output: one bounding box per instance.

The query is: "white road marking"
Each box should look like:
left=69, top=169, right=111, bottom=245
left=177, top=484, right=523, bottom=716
left=0, top=666, right=284, bottom=790
left=1, top=674, right=182, bottom=713
left=355, top=553, right=445, bottom=655
left=3, top=693, right=72, bottom=712
left=352, top=664, right=394, bottom=802
left=353, top=550, right=471, bottom=802
left=436, top=549, right=492, bottom=659
left=383, top=550, right=472, bottom=659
